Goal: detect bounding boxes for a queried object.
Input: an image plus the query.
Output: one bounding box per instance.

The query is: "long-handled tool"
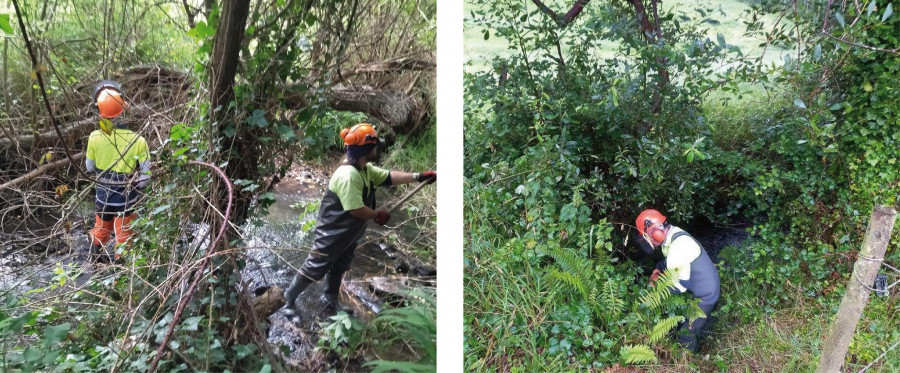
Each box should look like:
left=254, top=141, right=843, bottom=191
left=387, top=180, right=432, bottom=214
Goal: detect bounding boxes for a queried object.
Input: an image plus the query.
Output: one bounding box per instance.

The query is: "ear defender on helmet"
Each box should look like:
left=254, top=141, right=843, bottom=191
left=649, top=222, right=667, bottom=243
left=635, top=209, right=668, bottom=245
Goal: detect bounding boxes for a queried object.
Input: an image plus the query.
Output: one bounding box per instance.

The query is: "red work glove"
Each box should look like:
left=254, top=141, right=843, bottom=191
left=649, top=269, right=661, bottom=286
left=417, top=171, right=437, bottom=184
left=374, top=210, right=391, bottom=225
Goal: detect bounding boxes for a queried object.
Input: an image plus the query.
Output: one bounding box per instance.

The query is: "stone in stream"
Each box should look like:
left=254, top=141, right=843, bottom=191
left=393, top=257, right=410, bottom=274
left=366, top=276, right=436, bottom=304
left=251, top=285, right=286, bottom=318
left=342, top=281, right=384, bottom=317
left=378, top=241, right=400, bottom=258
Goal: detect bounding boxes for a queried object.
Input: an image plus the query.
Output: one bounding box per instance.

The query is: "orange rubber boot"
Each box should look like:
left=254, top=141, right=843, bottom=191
left=113, top=214, right=137, bottom=259
left=89, top=215, right=113, bottom=245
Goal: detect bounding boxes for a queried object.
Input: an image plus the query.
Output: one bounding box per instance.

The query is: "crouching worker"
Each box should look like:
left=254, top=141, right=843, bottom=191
left=635, top=209, right=720, bottom=352
left=86, top=80, right=150, bottom=262
left=281, top=123, right=436, bottom=318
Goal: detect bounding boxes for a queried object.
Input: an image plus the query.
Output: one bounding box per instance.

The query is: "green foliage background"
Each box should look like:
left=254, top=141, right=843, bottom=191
left=464, top=0, right=900, bottom=370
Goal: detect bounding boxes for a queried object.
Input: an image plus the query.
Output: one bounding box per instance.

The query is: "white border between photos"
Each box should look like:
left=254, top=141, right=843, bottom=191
left=436, top=0, right=463, bottom=371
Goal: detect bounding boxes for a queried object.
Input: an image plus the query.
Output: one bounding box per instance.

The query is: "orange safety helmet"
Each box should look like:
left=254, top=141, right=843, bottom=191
left=636, top=209, right=668, bottom=245
left=92, top=80, right=127, bottom=119
left=340, top=123, right=379, bottom=146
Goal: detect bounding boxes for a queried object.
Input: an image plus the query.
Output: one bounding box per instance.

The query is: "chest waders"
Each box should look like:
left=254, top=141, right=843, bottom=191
left=283, top=164, right=377, bottom=316
left=658, top=231, right=721, bottom=352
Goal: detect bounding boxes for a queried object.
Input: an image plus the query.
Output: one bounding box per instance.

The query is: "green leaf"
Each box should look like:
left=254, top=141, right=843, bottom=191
left=483, top=30, right=490, bottom=41
left=187, top=21, right=216, bottom=40
left=275, top=125, right=297, bottom=140
left=23, top=347, right=41, bottom=362
left=42, top=323, right=70, bottom=347
left=0, top=14, right=13, bottom=34
left=182, top=316, right=203, bottom=331
left=151, top=204, right=171, bottom=215
left=259, top=364, right=272, bottom=373
left=882, top=3, right=893, bottom=22
left=794, top=98, right=806, bottom=109
left=717, top=33, right=725, bottom=48
left=868, top=0, right=877, bottom=16
left=835, top=12, right=845, bottom=27
left=828, top=102, right=843, bottom=111
left=814, top=44, right=822, bottom=61
left=247, top=109, right=268, bottom=128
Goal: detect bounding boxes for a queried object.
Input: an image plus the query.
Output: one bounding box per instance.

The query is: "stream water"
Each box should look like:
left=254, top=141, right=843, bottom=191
left=239, top=177, right=432, bottom=366
left=0, top=174, right=434, bottom=369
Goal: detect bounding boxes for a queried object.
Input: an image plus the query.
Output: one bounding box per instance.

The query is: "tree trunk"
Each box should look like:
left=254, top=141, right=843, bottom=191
left=627, top=0, right=669, bottom=122
left=182, top=0, right=197, bottom=29
left=208, top=0, right=253, bottom=231
left=816, top=206, right=897, bottom=372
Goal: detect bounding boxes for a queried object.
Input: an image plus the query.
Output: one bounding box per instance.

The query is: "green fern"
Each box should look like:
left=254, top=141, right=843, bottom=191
left=602, top=280, right=624, bottom=318
left=648, top=315, right=684, bottom=343
left=546, top=246, right=592, bottom=279
left=620, top=344, right=658, bottom=365
left=546, top=269, right=586, bottom=297
left=639, top=269, right=678, bottom=310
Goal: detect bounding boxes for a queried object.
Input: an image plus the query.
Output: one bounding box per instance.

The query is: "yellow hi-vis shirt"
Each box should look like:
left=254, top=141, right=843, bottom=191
left=327, top=163, right=390, bottom=210
left=85, top=128, right=149, bottom=173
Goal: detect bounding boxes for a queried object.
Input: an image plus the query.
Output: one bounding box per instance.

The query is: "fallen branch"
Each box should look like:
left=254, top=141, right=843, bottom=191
left=349, top=56, right=435, bottom=75
left=0, top=152, right=84, bottom=193
left=0, top=118, right=94, bottom=150
left=285, top=84, right=425, bottom=133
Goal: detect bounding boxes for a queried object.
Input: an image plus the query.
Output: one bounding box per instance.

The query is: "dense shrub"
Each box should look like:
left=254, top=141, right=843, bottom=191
left=465, top=0, right=900, bottom=369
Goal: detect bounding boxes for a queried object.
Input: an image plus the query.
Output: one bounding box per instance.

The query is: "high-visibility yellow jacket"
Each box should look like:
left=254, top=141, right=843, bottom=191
left=85, top=127, right=149, bottom=174
left=85, top=124, right=150, bottom=206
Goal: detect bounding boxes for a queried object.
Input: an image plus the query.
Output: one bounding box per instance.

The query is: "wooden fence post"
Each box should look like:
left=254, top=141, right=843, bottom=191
left=816, top=206, right=897, bottom=373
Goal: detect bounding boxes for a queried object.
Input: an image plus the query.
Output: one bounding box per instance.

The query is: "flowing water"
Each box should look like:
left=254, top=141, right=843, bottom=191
left=239, top=177, right=434, bottom=366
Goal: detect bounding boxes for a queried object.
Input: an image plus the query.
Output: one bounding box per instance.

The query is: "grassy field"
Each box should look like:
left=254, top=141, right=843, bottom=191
left=464, top=0, right=793, bottom=72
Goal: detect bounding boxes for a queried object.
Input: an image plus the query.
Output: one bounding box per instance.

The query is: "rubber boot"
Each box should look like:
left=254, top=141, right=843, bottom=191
left=321, top=271, right=353, bottom=317
left=280, top=274, right=313, bottom=316
left=676, top=316, right=707, bottom=353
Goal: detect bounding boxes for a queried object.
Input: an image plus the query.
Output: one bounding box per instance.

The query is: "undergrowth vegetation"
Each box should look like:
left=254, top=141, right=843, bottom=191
left=464, top=0, right=900, bottom=370
left=0, top=0, right=436, bottom=372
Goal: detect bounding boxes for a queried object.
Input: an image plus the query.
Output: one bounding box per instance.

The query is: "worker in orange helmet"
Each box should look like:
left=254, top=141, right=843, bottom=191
left=85, top=80, right=150, bottom=263
left=635, top=209, right=720, bottom=352
left=281, top=123, right=436, bottom=318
